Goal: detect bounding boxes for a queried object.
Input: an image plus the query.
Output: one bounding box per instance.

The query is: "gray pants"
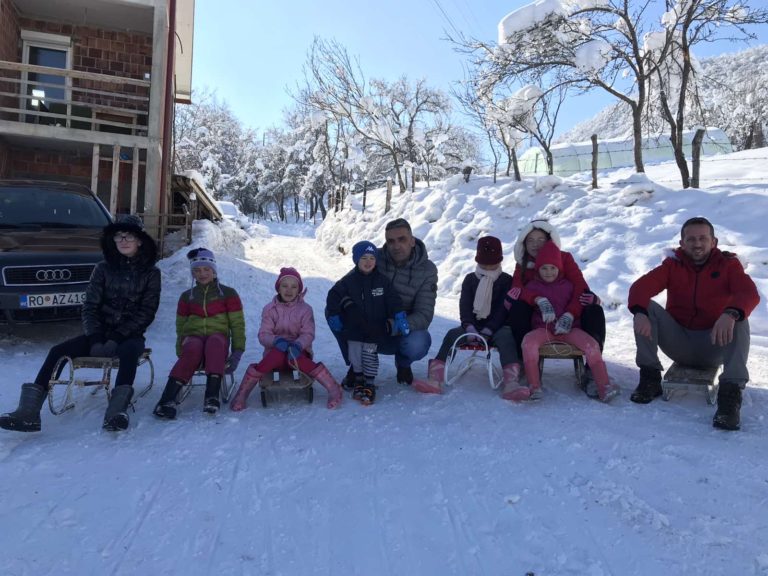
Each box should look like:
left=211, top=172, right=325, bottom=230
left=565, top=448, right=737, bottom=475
left=635, top=301, right=751, bottom=384
left=436, top=325, right=519, bottom=366
left=348, top=341, right=379, bottom=380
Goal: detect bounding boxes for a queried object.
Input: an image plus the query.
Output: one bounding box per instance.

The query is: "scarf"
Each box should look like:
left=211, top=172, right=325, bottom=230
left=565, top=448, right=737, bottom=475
left=473, top=265, right=503, bottom=320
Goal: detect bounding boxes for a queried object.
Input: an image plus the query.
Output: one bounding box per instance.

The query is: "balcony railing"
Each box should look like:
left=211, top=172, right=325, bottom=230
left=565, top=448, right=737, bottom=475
left=0, top=59, right=151, bottom=137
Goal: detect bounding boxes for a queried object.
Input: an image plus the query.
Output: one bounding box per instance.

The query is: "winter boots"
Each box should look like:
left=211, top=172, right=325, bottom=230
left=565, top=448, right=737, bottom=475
left=0, top=383, right=48, bottom=432
left=350, top=374, right=375, bottom=405
left=103, top=385, right=134, bottom=431
left=153, top=377, right=184, bottom=420
left=396, top=365, right=414, bottom=386
left=501, top=363, right=530, bottom=402
left=203, top=374, right=223, bottom=414
left=309, top=363, right=343, bottom=409
left=713, top=380, right=742, bottom=431
left=412, top=359, right=445, bottom=394
left=230, top=365, right=263, bottom=411
left=630, top=367, right=663, bottom=404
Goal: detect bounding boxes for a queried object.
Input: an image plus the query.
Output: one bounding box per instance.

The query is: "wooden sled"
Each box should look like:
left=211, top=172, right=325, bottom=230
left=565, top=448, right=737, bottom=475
left=259, top=368, right=313, bottom=407
left=537, top=342, right=585, bottom=389
left=47, top=348, right=154, bottom=415
left=662, top=362, right=720, bottom=405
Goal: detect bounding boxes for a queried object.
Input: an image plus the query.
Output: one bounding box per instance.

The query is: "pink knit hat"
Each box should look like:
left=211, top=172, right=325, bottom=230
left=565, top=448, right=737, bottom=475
left=275, top=267, right=303, bottom=293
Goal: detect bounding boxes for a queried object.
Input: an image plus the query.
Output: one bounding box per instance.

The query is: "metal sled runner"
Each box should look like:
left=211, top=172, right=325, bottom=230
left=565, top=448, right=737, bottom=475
left=445, top=334, right=502, bottom=389
left=47, top=348, right=155, bottom=415
left=662, top=362, right=720, bottom=405
left=175, top=369, right=236, bottom=405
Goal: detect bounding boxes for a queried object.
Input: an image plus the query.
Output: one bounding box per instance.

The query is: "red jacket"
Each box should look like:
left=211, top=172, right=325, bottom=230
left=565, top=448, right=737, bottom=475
left=628, top=247, right=759, bottom=330
left=511, top=250, right=589, bottom=319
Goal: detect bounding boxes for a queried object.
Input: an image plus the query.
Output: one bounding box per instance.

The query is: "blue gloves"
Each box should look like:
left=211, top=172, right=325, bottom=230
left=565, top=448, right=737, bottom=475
left=328, top=315, right=343, bottom=333
left=274, top=337, right=290, bottom=352
left=287, top=343, right=303, bottom=360
left=554, top=313, right=574, bottom=335
left=464, top=324, right=479, bottom=342
left=393, top=312, right=410, bottom=336
left=226, top=350, right=243, bottom=374
left=480, top=327, right=493, bottom=337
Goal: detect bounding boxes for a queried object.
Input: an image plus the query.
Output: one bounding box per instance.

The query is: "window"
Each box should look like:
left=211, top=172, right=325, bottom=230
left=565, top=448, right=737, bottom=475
left=20, top=31, right=72, bottom=126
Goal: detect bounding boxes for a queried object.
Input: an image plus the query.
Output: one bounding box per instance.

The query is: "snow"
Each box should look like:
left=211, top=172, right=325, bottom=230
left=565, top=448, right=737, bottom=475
left=2, top=149, right=768, bottom=575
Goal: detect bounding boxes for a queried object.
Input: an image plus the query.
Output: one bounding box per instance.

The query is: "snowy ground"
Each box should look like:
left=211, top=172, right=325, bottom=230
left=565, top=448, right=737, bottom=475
left=1, top=150, right=767, bottom=576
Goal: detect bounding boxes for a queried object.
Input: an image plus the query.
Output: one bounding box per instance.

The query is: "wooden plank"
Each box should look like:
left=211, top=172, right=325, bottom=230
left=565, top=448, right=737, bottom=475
left=110, top=145, right=120, bottom=215
left=130, top=146, right=140, bottom=214
left=91, top=143, right=99, bottom=193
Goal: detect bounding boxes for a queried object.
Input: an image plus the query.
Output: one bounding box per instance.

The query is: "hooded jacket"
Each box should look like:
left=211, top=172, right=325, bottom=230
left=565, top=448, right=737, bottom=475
left=258, top=293, right=315, bottom=354
left=510, top=222, right=588, bottom=319
left=176, top=280, right=246, bottom=356
left=377, top=238, right=438, bottom=332
left=628, top=247, right=759, bottom=330
left=82, top=218, right=161, bottom=342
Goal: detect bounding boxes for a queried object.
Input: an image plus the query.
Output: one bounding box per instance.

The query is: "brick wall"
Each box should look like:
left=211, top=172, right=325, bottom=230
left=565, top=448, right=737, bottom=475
left=16, top=17, right=153, bottom=118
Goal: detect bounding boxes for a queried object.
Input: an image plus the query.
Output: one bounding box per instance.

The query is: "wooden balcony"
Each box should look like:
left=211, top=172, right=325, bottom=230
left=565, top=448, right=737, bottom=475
left=0, top=59, right=151, bottom=148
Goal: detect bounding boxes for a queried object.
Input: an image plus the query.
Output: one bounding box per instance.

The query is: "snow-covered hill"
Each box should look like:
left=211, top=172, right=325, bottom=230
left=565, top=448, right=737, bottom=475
left=1, top=149, right=767, bottom=575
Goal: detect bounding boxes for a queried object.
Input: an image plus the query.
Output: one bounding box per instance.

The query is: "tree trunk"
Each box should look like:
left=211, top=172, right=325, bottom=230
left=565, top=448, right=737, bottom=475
left=631, top=105, right=645, bottom=173
left=362, top=180, right=368, bottom=213
left=511, top=148, right=521, bottom=182
left=385, top=179, right=392, bottom=214
left=411, top=166, right=415, bottom=193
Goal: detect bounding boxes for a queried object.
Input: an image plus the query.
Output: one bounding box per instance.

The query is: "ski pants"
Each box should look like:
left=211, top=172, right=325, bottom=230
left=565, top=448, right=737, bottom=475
left=169, top=333, right=229, bottom=382
left=522, top=327, right=608, bottom=390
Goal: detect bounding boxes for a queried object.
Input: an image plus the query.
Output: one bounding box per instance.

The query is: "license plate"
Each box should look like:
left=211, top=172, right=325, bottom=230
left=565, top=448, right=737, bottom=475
left=20, top=292, right=86, bottom=308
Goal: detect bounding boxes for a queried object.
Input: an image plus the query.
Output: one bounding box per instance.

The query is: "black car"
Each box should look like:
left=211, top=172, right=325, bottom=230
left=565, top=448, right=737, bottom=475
left=0, top=180, right=112, bottom=325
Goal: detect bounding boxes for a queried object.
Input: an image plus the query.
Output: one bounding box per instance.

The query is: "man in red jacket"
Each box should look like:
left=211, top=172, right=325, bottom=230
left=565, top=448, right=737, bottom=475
left=627, top=217, right=760, bottom=431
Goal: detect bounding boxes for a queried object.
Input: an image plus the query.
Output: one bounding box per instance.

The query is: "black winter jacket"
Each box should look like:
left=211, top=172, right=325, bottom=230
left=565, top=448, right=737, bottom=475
left=82, top=221, right=161, bottom=342
left=458, top=271, right=513, bottom=332
left=326, top=268, right=403, bottom=343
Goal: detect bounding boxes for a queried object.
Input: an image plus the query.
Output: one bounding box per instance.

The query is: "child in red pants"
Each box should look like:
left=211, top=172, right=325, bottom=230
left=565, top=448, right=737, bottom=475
left=516, top=241, right=619, bottom=403
left=231, top=267, right=342, bottom=410
left=154, top=248, right=246, bottom=418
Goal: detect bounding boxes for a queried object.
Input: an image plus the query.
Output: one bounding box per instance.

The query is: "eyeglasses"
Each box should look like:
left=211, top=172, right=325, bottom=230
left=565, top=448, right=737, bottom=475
left=113, top=234, right=138, bottom=243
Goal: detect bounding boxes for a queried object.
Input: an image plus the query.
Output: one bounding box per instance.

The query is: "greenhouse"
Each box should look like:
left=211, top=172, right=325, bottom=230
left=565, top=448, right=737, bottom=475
left=518, top=128, right=733, bottom=176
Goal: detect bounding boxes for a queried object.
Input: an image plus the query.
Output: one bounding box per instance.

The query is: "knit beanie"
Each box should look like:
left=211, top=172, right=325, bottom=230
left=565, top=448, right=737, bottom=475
left=275, top=267, right=304, bottom=293
left=188, top=247, right=217, bottom=275
left=534, top=241, right=563, bottom=272
left=113, top=214, right=145, bottom=233
left=475, top=236, right=503, bottom=265
left=352, top=241, right=378, bottom=265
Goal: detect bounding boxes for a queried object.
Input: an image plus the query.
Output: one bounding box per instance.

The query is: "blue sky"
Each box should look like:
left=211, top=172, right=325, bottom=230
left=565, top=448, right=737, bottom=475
left=191, top=1, right=768, bottom=138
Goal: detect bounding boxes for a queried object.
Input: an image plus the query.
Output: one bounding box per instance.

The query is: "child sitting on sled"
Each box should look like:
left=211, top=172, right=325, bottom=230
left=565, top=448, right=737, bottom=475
left=154, top=248, right=246, bottom=419
left=412, top=236, right=522, bottom=398
left=326, top=241, right=409, bottom=405
left=514, top=241, right=619, bottom=403
left=230, top=267, right=343, bottom=410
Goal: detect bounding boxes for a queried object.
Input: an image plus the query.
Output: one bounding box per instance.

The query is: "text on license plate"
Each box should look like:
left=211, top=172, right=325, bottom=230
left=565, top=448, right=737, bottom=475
left=20, top=292, right=86, bottom=308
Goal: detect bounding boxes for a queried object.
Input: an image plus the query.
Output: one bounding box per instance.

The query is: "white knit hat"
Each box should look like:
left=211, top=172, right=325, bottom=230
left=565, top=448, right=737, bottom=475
left=513, top=219, right=562, bottom=265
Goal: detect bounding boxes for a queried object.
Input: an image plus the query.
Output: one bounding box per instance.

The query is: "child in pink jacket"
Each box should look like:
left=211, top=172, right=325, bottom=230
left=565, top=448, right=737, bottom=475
left=230, top=267, right=342, bottom=410
left=514, top=242, right=619, bottom=403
